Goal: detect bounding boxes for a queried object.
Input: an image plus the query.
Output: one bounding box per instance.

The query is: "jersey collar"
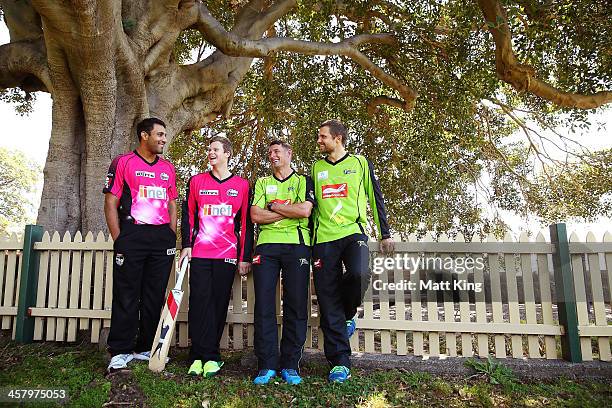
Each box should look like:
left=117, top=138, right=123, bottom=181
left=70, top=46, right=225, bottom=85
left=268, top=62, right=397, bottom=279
left=133, top=149, right=159, bottom=166
left=272, top=170, right=296, bottom=183
left=209, top=171, right=234, bottom=184
left=325, top=152, right=350, bottom=166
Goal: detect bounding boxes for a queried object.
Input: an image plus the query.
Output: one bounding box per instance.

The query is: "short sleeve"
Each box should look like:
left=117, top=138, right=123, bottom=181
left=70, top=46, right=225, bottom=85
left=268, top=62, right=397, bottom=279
left=304, top=175, right=315, bottom=206
left=167, top=164, right=178, bottom=200
left=103, top=156, right=124, bottom=197
left=251, top=178, right=266, bottom=208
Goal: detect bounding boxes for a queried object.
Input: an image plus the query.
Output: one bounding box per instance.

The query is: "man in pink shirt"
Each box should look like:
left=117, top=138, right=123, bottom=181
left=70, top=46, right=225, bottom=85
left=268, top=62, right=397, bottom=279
left=179, top=136, right=253, bottom=377
left=103, top=118, right=178, bottom=373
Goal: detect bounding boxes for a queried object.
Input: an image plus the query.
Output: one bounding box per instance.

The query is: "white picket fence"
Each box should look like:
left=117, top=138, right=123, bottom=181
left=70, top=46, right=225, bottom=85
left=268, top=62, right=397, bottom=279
left=1, top=229, right=611, bottom=360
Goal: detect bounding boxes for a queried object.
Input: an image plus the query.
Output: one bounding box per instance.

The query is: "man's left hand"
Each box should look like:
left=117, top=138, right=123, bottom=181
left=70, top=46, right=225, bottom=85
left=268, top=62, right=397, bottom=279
left=380, top=238, right=394, bottom=254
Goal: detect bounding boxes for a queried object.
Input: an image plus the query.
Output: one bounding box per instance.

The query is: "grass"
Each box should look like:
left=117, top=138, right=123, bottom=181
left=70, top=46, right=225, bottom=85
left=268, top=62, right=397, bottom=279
left=464, top=356, right=519, bottom=389
left=0, top=338, right=110, bottom=407
left=0, top=337, right=610, bottom=407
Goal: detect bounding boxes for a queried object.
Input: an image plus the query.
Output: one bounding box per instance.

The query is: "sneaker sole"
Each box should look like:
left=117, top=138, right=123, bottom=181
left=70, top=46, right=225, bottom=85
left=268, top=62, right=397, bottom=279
left=330, top=375, right=351, bottom=383
left=203, top=370, right=220, bottom=378
left=281, top=374, right=302, bottom=385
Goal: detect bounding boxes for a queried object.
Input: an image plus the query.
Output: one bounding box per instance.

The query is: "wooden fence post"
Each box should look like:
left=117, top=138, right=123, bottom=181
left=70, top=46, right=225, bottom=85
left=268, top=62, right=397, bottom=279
left=14, top=225, right=43, bottom=343
left=549, top=223, right=581, bottom=362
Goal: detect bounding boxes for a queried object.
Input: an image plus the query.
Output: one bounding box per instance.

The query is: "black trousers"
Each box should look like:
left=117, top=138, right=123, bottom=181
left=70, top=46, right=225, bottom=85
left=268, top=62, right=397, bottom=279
left=188, top=258, right=237, bottom=362
left=312, top=233, right=370, bottom=368
left=108, top=223, right=176, bottom=356
left=253, top=243, right=310, bottom=371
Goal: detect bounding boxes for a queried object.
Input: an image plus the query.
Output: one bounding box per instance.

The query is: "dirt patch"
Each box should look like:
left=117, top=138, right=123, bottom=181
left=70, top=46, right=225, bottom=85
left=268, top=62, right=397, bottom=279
left=105, top=369, right=148, bottom=407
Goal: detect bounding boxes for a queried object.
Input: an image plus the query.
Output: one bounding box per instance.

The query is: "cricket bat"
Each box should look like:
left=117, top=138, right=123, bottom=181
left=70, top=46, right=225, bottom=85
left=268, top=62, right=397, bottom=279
left=149, top=258, right=189, bottom=372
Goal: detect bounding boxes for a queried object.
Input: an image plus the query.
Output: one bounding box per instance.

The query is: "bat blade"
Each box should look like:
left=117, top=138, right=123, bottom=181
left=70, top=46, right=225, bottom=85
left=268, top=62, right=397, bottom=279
left=149, top=289, right=184, bottom=372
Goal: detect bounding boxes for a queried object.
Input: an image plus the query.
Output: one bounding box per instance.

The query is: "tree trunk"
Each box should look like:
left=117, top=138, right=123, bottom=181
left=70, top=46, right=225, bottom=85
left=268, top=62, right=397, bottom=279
left=33, top=15, right=252, bottom=234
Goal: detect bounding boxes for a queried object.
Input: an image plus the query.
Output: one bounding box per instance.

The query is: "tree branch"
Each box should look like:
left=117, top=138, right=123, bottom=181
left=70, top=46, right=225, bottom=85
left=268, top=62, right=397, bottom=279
left=0, top=39, right=51, bottom=93
left=231, top=0, right=270, bottom=35
left=477, top=0, right=612, bottom=109
left=0, top=0, right=43, bottom=42
left=194, top=2, right=417, bottom=111
left=246, top=0, right=296, bottom=37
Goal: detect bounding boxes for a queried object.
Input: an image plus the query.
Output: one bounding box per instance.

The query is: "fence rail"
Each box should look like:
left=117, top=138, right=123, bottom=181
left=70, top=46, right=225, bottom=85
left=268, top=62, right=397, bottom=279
left=1, top=224, right=611, bottom=362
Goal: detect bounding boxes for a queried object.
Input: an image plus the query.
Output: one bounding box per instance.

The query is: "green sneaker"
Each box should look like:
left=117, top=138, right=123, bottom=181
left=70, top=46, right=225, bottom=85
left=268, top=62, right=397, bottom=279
left=188, top=360, right=203, bottom=375
left=203, top=360, right=224, bottom=378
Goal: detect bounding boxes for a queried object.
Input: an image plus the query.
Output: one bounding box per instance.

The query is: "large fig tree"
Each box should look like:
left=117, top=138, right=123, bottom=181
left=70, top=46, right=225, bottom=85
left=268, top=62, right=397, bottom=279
left=0, top=0, right=610, bottom=234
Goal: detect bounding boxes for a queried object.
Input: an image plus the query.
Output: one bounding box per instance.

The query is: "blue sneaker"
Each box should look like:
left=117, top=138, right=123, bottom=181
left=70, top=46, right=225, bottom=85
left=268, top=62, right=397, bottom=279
left=328, top=366, right=351, bottom=383
left=346, top=319, right=356, bottom=338
left=253, top=369, right=276, bottom=385
left=280, top=368, right=302, bottom=385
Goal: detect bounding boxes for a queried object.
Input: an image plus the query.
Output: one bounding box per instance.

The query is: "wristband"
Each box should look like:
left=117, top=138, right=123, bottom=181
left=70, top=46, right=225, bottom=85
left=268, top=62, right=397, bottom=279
left=267, top=202, right=274, bottom=211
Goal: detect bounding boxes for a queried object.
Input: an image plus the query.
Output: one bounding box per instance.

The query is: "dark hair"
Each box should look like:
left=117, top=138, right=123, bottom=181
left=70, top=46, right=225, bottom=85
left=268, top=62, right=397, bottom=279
left=210, top=135, right=233, bottom=158
left=269, top=139, right=292, bottom=150
left=136, top=118, right=166, bottom=141
left=319, top=119, right=347, bottom=145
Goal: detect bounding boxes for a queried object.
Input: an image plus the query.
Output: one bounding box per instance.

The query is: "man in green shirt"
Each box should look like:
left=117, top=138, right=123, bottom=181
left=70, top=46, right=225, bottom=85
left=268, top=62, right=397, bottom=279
left=250, top=140, right=315, bottom=385
left=312, top=119, right=394, bottom=383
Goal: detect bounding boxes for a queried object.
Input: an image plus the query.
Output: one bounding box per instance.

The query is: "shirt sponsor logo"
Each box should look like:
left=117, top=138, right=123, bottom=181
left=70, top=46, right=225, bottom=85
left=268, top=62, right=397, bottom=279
left=266, top=185, right=278, bottom=194
left=201, top=204, right=232, bottom=216
left=321, top=183, right=348, bottom=199
left=270, top=199, right=291, bottom=205
left=344, top=169, right=357, bottom=175
left=314, top=258, right=322, bottom=268
left=160, top=172, right=169, bottom=181
left=136, top=170, right=156, bottom=178
left=317, top=170, right=328, bottom=180
left=199, top=189, right=219, bottom=196
left=227, top=188, right=238, bottom=197
left=253, top=255, right=261, bottom=264
left=224, top=258, right=237, bottom=265
left=167, top=248, right=176, bottom=255
left=139, top=185, right=167, bottom=200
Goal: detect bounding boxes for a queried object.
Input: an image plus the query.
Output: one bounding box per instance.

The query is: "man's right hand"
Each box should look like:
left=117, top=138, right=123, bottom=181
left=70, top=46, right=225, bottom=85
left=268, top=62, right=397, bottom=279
left=179, top=248, right=192, bottom=266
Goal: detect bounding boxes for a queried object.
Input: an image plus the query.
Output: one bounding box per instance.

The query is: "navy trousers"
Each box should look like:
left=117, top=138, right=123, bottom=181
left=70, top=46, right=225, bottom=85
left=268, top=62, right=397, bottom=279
left=312, top=233, right=370, bottom=368
left=253, top=243, right=310, bottom=371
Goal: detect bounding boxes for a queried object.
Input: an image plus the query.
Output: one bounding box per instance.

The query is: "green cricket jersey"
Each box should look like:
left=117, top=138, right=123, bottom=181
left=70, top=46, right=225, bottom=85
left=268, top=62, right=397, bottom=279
left=252, top=171, right=315, bottom=246
left=311, top=153, right=390, bottom=244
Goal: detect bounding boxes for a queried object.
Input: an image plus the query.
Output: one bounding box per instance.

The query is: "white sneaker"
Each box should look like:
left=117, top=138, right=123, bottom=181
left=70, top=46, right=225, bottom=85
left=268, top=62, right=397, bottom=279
left=107, top=353, right=134, bottom=372
left=133, top=350, right=169, bottom=363
left=132, top=351, right=151, bottom=361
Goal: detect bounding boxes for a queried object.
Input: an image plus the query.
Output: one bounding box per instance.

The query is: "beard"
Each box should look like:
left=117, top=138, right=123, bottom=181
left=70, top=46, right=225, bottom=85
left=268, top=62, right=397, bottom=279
left=319, top=144, right=332, bottom=154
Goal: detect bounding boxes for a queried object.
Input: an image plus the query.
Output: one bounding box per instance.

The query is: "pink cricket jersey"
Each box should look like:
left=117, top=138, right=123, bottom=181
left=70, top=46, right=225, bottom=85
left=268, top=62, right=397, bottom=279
left=103, top=151, right=178, bottom=225
left=181, top=172, right=253, bottom=262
